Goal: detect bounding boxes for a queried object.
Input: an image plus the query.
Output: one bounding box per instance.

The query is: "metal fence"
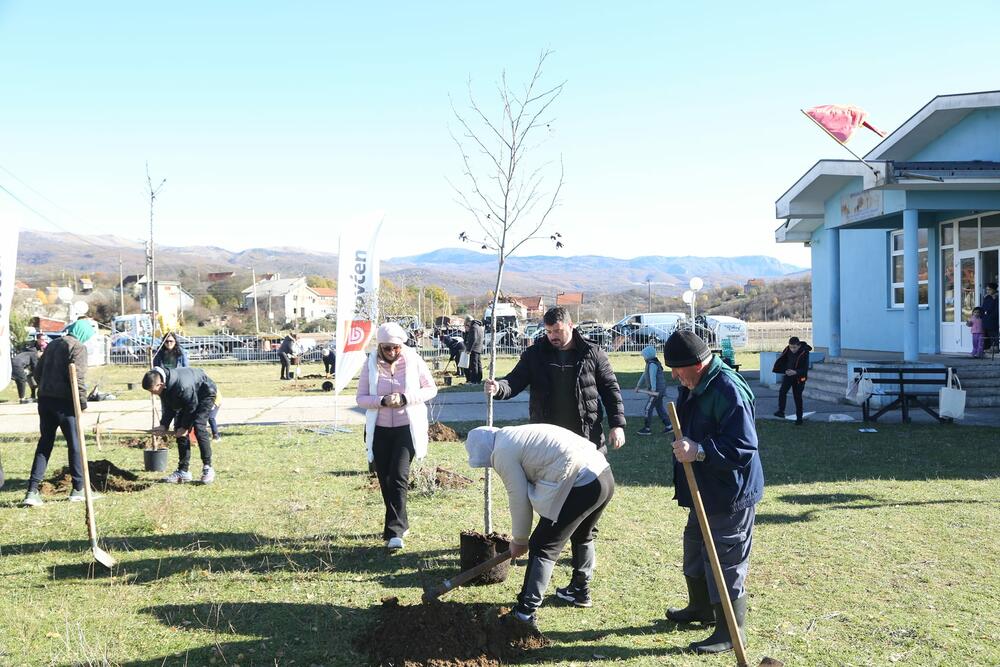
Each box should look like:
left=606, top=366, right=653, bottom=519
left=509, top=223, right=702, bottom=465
left=107, top=323, right=813, bottom=365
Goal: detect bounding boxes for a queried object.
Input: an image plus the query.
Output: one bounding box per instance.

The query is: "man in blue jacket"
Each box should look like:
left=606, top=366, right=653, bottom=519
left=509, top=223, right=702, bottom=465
left=663, top=330, right=763, bottom=655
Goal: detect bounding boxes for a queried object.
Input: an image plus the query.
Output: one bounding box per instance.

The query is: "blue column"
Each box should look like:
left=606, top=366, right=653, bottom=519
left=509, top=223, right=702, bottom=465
left=903, top=209, right=919, bottom=361
left=826, top=226, right=841, bottom=357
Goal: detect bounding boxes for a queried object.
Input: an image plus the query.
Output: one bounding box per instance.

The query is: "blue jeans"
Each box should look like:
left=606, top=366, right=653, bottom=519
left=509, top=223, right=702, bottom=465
left=644, top=392, right=669, bottom=428
left=29, top=397, right=85, bottom=492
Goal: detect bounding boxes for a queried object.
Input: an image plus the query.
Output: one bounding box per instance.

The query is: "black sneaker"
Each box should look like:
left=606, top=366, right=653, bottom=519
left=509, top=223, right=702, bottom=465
left=662, top=424, right=674, bottom=434
left=773, top=410, right=784, bottom=419
left=636, top=427, right=652, bottom=436
left=555, top=583, right=592, bottom=608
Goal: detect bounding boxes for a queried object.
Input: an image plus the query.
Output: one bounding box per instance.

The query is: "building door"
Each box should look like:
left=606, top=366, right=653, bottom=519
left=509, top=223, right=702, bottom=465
left=941, top=253, right=976, bottom=354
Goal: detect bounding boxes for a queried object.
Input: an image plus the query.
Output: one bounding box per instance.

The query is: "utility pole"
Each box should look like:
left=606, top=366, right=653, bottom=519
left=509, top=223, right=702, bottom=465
left=647, top=281, right=652, bottom=313
left=146, top=165, right=166, bottom=337
left=118, top=254, right=125, bottom=317
left=250, top=266, right=261, bottom=336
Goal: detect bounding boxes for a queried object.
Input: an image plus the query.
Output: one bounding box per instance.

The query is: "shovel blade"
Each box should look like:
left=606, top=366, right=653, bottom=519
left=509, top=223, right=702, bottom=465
left=92, top=546, right=116, bottom=570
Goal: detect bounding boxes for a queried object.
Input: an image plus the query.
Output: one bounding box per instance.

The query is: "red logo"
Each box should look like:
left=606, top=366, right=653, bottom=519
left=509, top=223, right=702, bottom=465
left=343, top=320, right=373, bottom=353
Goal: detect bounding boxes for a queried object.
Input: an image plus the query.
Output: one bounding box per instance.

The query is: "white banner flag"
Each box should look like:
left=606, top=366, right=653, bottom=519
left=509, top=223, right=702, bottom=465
left=334, top=219, right=383, bottom=394
left=0, top=225, right=19, bottom=391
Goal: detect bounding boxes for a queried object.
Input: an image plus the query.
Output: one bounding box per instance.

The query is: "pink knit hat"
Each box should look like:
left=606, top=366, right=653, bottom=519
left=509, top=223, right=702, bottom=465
left=376, top=322, right=408, bottom=345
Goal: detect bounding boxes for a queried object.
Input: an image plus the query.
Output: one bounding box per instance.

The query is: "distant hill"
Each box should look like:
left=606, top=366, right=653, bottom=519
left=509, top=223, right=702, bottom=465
left=15, top=230, right=806, bottom=297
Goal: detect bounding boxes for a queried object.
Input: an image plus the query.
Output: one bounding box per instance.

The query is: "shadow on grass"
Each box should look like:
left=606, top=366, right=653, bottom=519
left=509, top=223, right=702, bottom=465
left=758, top=497, right=991, bottom=525
left=15, top=531, right=458, bottom=589
left=114, top=601, right=368, bottom=666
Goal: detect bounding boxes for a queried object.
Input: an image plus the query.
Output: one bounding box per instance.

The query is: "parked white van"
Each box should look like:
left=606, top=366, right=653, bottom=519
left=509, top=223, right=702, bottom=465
left=613, top=312, right=687, bottom=341
left=702, top=315, right=749, bottom=348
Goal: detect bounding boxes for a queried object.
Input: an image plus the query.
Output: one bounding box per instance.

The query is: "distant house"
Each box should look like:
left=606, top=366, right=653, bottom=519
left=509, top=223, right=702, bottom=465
left=555, top=292, right=584, bottom=306
left=118, top=274, right=193, bottom=328
left=242, top=275, right=333, bottom=323
left=206, top=271, right=235, bottom=282
left=775, top=90, right=1000, bottom=359
left=512, top=295, right=545, bottom=319
left=744, top=278, right=766, bottom=295
left=78, top=277, right=94, bottom=294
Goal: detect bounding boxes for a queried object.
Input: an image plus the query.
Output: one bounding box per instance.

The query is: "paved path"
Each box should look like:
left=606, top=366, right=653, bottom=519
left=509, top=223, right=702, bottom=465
left=2, top=372, right=997, bottom=434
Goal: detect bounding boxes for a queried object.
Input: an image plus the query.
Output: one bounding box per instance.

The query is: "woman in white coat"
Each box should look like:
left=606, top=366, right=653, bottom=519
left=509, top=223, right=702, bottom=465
left=357, top=323, right=437, bottom=550
left=466, top=423, right=616, bottom=625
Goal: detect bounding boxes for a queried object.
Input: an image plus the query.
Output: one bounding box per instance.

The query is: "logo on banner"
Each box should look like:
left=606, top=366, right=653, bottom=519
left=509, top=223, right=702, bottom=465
left=343, top=320, right=373, bottom=353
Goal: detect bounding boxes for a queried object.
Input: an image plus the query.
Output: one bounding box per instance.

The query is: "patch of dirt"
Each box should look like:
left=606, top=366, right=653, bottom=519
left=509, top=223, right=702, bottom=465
left=39, top=460, right=152, bottom=495
left=367, top=597, right=550, bottom=666
left=362, top=467, right=473, bottom=492
left=298, top=373, right=328, bottom=379
left=428, top=422, right=461, bottom=442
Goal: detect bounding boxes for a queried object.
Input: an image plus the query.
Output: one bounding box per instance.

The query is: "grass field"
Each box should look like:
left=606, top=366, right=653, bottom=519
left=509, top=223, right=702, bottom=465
left=0, top=352, right=760, bottom=403
left=0, top=419, right=997, bottom=666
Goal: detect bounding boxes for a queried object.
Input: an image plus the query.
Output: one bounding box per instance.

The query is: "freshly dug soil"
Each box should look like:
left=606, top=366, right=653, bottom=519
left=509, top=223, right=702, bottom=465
left=428, top=422, right=460, bottom=442
left=363, top=467, right=473, bottom=492
left=459, top=531, right=511, bottom=585
left=367, top=597, right=549, bottom=666
left=39, top=460, right=151, bottom=495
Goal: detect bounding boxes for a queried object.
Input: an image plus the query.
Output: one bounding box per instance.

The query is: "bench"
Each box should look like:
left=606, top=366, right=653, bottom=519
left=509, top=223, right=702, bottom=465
left=853, top=366, right=953, bottom=423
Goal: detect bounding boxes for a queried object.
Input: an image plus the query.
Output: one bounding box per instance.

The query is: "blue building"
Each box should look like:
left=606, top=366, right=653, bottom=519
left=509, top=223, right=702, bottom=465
left=776, top=91, right=1000, bottom=360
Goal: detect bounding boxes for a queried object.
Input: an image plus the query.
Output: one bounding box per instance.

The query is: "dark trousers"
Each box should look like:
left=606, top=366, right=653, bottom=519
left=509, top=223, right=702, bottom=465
left=279, top=351, right=292, bottom=379
left=323, top=354, right=336, bottom=375
left=682, top=505, right=755, bottom=603
left=29, top=397, right=85, bottom=492
left=466, top=351, right=483, bottom=383
left=172, top=396, right=216, bottom=472
left=644, top=392, right=669, bottom=428
left=14, top=376, right=37, bottom=400
left=777, top=375, right=805, bottom=420
left=519, top=468, right=615, bottom=612
left=372, top=425, right=415, bottom=540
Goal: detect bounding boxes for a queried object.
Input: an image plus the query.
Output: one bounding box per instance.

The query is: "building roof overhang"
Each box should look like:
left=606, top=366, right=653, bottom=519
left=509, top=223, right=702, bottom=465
left=775, top=160, right=882, bottom=220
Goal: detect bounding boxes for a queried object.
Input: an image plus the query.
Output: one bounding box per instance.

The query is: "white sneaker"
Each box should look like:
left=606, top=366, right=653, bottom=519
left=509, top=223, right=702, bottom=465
left=386, top=537, right=404, bottom=550
left=201, top=465, right=216, bottom=485
left=161, top=469, right=193, bottom=484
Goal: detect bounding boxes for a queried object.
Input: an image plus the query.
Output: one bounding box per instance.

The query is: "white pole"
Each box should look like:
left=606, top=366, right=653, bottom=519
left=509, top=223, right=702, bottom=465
left=251, top=266, right=260, bottom=335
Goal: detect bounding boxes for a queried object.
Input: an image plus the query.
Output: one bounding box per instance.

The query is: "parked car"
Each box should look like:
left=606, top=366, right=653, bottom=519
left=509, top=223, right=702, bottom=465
left=610, top=312, right=686, bottom=345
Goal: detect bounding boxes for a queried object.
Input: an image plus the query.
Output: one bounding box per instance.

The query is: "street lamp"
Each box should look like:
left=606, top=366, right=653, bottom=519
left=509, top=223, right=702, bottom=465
left=683, top=276, right=704, bottom=330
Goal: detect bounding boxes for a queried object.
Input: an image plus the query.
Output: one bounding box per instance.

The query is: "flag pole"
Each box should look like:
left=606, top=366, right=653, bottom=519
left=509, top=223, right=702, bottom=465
left=801, top=109, right=881, bottom=178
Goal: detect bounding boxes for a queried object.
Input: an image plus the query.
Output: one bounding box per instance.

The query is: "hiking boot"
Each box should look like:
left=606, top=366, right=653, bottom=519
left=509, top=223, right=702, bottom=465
left=555, top=583, right=592, bottom=608
left=663, top=424, right=674, bottom=434
left=689, top=595, right=747, bottom=654
left=772, top=410, right=784, bottom=419
left=666, top=576, right=715, bottom=625
left=200, top=465, right=216, bottom=485
left=386, top=536, right=404, bottom=550
left=21, top=490, right=44, bottom=507
left=161, top=469, right=193, bottom=484
left=637, top=427, right=653, bottom=436
left=795, top=419, right=803, bottom=426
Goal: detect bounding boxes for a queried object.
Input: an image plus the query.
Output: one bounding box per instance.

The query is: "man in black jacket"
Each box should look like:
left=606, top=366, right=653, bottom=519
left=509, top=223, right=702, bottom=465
left=11, top=347, right=41, bottom=403
left=143, top=366, right=219, bottom=484
left=463, top=316, right=485, bottom=383
left=485, top=307, right=626, bottom=452
left=772, top=336, right=812, bottom=425
left=278, top=332, right=299, bottom=380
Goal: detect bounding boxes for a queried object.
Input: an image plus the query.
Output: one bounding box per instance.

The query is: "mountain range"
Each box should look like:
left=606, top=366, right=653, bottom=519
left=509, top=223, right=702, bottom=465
left=16, top=230, right=807, bottom=296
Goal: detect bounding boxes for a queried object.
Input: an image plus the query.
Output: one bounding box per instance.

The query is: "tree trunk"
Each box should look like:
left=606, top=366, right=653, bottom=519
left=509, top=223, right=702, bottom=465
left=483, top=256, right=506, bottom=535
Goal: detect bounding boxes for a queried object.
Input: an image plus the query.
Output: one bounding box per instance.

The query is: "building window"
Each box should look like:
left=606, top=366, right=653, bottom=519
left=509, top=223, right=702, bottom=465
left=889, top=229, right=928, bottom=308
left=941, top=222, right=955, bottom=323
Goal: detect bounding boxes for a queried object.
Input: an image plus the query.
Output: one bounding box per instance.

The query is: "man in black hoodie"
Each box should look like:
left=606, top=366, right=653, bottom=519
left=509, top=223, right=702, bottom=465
left=485, top=307, right=626, bottom=453
left=772, top=336, right=812, bottom=425
left=143, top=366, right=219, bottom=484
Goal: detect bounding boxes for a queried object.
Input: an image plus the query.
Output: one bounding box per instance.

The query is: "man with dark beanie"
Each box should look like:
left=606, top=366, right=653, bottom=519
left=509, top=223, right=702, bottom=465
left=662, top=329, right=763, bottom=655
left=142, top=366, right=219, bottom=484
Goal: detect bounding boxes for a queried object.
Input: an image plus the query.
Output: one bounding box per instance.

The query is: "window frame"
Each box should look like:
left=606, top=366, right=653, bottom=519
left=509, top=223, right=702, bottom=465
left=889, top=229, right=929, bottom=309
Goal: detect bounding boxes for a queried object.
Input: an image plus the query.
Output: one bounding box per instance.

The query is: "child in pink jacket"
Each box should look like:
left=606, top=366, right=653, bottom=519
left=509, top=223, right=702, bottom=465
left=967, top=307, right=985, bottom=358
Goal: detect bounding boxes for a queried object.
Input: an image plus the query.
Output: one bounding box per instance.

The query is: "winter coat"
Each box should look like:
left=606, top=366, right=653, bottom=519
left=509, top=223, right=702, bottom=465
left=464, top=321, right=485, bottom=354
left=158, top=367, right=218, bottom=430
left=34, top=335, right=88, bottom=404
left=153, top=345, right=189, bottom=369
left=637, top=346, right=667, bottom=395
left=493, top=328, right=626, bottom=447
left=980, top=294, right=999, bottom=334
left=674, top=355, right=764, bottom=516
left=491, top=424, right=611, bottom=543
left=11, top=350, right=39, bottom=381
left=771, top=342, right=813, bottom=380
left=278, top=336, right=296, bottom=355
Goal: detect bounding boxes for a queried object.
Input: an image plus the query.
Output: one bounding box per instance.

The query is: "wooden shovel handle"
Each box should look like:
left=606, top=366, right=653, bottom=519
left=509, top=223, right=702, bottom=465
left=667, top=402, right=749, bottom=667
left=422, top=550, right=512, bottom=602
left=68, top=364, right=100, bottom=548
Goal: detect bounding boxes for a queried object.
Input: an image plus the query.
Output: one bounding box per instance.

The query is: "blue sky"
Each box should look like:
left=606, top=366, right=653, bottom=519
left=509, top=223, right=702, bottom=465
left=2, top=1, right=999, bottom=267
